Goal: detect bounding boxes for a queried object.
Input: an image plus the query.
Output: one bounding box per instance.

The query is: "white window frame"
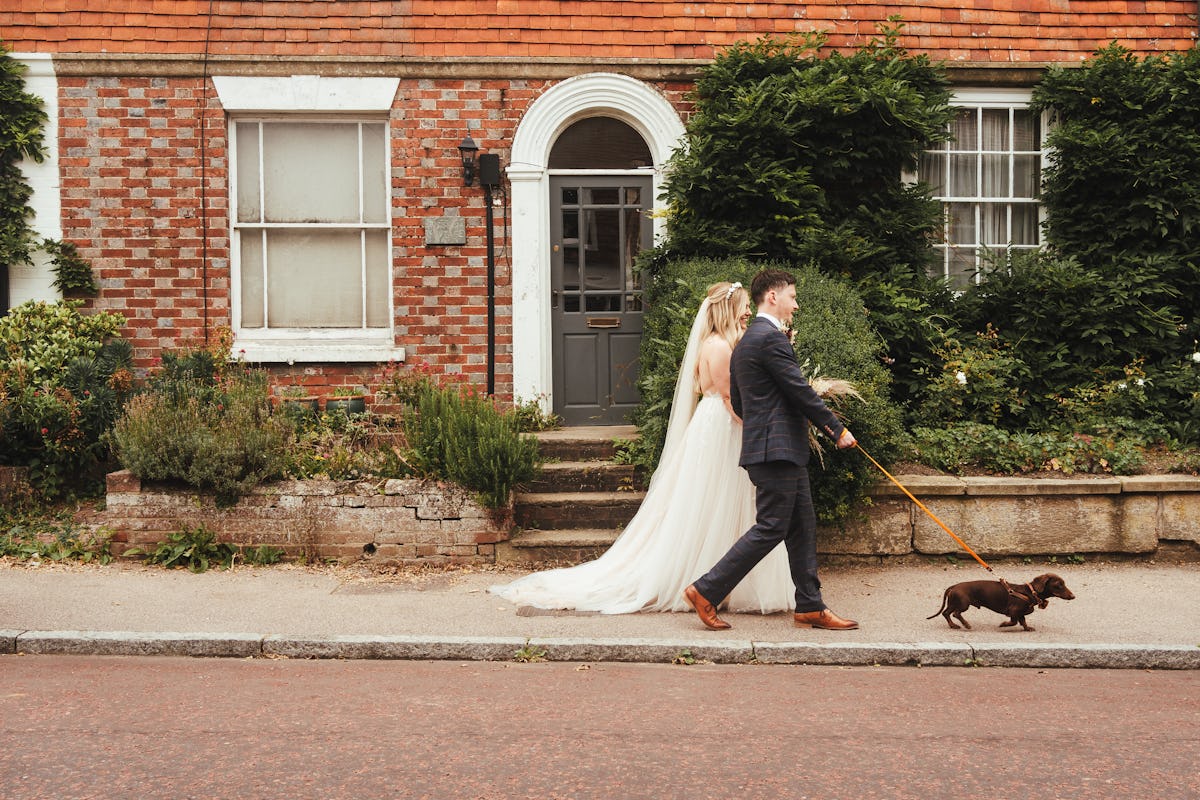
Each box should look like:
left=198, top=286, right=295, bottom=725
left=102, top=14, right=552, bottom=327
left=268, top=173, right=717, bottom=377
left=918, top=88, right=1050, bottom=288
left=214, top=75, right=404, bottom=363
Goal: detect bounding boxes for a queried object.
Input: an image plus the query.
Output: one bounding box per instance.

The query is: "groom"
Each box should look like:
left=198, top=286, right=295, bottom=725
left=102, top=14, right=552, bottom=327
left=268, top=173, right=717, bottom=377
left=684, top=269, right=860, bottom=631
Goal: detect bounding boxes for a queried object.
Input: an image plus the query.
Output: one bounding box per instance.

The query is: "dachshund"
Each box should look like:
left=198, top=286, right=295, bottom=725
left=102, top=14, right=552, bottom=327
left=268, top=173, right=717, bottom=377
left=927, top=573, right=1075, bottom=632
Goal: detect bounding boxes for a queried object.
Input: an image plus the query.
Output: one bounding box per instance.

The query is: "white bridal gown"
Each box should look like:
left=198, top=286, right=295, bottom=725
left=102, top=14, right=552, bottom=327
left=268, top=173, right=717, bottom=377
left=489, top=300, right=795, bottom=615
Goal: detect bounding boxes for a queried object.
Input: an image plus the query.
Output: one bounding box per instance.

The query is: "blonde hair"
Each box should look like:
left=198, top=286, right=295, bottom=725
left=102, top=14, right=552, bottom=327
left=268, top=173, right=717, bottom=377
left=702, top=281, right=749, bottom=349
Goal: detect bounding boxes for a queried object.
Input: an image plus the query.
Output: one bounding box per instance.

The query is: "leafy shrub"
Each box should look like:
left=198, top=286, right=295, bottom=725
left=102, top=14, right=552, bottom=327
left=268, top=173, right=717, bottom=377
left=954, top=251, right=1183, bottom=428
left=398, top=379, right=541, bottom=509
left=0, top=506, right=114, bottom=564
left=0, top=300, right=132, bottom=497
left=633, top=257, right=902, bottom=524
left=1023, top=44, right=1200, bottom=441
left=126, top=524, right=237, bottom=573
left=113, top=362, right=292, bottom=504
left=655, top=25, right=956, bottom=410
left=915, top=325, right=1030, bottom=428
left=904, top=423, right=1144, bottom=476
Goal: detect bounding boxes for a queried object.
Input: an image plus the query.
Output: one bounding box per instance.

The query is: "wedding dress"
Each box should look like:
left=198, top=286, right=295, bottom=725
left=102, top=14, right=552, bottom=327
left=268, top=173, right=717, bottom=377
left=489, top=299, right=794, bottom=615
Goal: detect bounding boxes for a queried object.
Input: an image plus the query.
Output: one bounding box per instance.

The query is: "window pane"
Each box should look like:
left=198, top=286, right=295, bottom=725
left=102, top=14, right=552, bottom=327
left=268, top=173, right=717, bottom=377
left=981, top=109, right=1009, bottom=150
left=949, top=154, right=977, bottom=197
left=235, top=122, right=261, bottom=223
left=919, top=151, right=945, bottom=194
left=361, top=123, right=388, bottom=224
left=1012, top=204, right=1039, bottom=245
left=1013, top=154, right=1040, bottom=198
left=624, top=187, right=640, bottom=204
left=981, top=154, right=1009, bottom=197
left=561, top=187, right=578, bottom=205
left=266, top=230, right=366, bottom=327
left=262, top=123, right=360, bottom=223
left=239, top=230, right=264, bottom=328
left=1013, top=109, right=1039, bottom=150
left=948, top=247, right=977, bottom=288
left=950, top=108, right=978, bottom=149
left=948, top=203, right=976, bottom=245
left=364, top=230, right=390, bottom=327
left=982, top=204, right=1008, bottom=245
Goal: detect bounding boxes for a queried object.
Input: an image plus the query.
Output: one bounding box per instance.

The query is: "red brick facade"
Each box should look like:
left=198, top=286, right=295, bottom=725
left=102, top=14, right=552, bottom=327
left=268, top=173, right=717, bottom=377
left=4, top=2, right=1197, bottom=405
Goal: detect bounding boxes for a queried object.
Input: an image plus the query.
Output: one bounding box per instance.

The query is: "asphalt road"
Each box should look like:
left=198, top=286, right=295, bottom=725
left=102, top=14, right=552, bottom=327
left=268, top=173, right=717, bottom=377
left=2, top=656, right=1197, bottom=799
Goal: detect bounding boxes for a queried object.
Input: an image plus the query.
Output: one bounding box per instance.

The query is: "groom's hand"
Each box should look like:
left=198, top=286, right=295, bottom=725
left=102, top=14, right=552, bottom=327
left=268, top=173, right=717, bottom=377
left=836, top=429, right=857, bottom=450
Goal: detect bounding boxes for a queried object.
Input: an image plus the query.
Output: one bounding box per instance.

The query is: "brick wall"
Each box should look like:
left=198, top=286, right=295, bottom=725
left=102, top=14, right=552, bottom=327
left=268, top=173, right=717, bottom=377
left=4, top=1, right=1196, bottom=62
left=100, top=470, right=511, bottom=564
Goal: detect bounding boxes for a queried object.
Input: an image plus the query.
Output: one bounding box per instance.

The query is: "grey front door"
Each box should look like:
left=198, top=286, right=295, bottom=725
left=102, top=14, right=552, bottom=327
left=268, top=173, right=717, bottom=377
left=550, top=176, right=653, bottom=425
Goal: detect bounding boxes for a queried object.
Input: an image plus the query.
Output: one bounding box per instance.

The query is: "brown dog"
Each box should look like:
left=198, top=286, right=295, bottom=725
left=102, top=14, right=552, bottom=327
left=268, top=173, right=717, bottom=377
left=927, top=573, right=1075, bottom=631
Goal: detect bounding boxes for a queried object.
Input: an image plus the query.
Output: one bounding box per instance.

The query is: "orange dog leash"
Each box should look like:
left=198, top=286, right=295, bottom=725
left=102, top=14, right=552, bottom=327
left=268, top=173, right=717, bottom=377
left=854, top=443, right=993, bottom=573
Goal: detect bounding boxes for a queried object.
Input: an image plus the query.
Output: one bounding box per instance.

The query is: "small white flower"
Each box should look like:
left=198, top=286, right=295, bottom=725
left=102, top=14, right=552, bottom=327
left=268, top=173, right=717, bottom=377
left=1192, top=352, right=1200, bottom=363
left=954, top=370, right=967, bottom=386
left=1117, top=382, right=1128, bottom=390
left=1135, top=378, right=1145, bottom=386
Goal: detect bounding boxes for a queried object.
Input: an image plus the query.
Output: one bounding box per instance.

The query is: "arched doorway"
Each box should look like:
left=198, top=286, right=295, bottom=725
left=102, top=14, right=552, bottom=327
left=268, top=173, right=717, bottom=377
left=507, top=73, right=686, bottom=423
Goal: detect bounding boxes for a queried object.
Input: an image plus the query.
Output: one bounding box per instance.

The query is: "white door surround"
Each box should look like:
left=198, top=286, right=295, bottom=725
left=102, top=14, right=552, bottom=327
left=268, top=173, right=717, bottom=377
left=507, top=72, right=686, bottom=409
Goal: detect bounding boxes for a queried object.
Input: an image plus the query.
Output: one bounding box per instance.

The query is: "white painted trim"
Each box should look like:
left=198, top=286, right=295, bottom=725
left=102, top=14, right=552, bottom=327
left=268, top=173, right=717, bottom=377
left=212, top=75, right=399, bottom=112
left=10, top=54, right=61, bottom=305
left=951, top=88, right=1034, bottom=105
left=507, top=72, right=686, bottom=408
left=236, top=341, right=406, bottom=364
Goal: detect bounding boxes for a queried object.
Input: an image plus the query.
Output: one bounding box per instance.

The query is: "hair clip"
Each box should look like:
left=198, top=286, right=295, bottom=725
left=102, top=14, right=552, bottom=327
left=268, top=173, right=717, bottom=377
left=725, top=281, right=742, bottom=300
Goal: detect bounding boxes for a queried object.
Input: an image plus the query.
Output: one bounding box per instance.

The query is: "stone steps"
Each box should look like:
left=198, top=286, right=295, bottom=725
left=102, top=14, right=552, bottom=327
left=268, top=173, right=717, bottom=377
left=503, top=425, right=643, bottom=565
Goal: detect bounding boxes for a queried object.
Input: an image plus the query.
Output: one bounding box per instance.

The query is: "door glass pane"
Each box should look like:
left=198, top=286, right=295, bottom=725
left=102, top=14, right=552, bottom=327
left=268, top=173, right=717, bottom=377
left=623, top=208, right=642, bottom=293
left=561, top=209, right=580, bottom=291
left=561, top=187, right=578, bottom=205
left=583, top=209, right=621, bottom=291
left=981, top=109, right=1009, bottom=150
left=239, top=230, right=264, bottom=328
left=585, top=187, right=619, bottom=205
left=235, top=122, right=261, bottom=223
left=361, top=123, right=388, bottom=224
left=586, top=294, right=620, bottom=311
left=266, top=229, right=364, bottom=327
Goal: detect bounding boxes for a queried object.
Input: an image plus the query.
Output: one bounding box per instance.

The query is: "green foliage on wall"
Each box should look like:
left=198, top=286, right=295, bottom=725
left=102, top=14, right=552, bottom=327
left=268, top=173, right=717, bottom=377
left=0, top=42, right=98, bottom=302
left=654, top=24, right=957, bottom=408
left=0, top=41, right=48, bottom=275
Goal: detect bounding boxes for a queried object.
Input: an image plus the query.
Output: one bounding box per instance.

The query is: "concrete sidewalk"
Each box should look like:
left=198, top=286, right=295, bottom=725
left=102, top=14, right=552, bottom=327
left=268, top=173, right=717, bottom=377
left=1, top=558, right=1197, bottom=668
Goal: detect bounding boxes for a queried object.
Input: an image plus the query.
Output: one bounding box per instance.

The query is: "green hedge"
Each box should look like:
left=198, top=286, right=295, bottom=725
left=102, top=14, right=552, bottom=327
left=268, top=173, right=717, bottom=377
left=634, top=257, right=902, bottom=525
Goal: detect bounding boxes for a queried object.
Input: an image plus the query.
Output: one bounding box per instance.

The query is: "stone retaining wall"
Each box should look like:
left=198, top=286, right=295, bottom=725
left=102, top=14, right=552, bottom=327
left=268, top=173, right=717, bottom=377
left=821, top=474, right=1200, bottom=557
left=99, top=471, right=510, bottom=564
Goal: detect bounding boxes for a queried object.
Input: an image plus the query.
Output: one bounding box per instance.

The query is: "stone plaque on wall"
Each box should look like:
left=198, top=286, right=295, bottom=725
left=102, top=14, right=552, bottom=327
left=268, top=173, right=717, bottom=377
left=424, top=217, right=466, bottom=246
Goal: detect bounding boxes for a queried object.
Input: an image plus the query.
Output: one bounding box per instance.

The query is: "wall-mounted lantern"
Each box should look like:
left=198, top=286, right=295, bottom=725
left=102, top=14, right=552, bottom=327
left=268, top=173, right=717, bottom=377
left=458, top=136, right=479, bottom=187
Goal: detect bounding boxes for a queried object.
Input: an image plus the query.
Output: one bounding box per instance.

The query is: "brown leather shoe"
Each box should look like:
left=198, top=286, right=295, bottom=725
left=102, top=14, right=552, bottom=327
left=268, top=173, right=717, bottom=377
left=794, top=609, right=859, bottom=630
left=683, top=584, right=731, bottom=630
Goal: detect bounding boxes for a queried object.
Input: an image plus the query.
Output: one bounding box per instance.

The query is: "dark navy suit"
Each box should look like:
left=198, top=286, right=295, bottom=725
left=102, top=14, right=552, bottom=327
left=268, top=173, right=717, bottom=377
left=693, top=315, right=845, bottom=613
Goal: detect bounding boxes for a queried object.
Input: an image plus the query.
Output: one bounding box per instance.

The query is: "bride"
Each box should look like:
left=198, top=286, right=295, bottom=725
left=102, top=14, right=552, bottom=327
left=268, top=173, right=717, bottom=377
left=489, top=281, right=794, bottom=614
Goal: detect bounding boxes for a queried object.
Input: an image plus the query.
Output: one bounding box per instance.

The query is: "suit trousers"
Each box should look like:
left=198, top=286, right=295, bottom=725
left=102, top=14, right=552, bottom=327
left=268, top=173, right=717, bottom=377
left=694, top=460, right=824, bottom=613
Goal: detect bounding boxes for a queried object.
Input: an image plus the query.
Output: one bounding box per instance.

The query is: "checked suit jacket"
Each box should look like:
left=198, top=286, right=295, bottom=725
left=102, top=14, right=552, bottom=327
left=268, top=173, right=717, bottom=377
left=730, top=315, right=845, bottom=468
